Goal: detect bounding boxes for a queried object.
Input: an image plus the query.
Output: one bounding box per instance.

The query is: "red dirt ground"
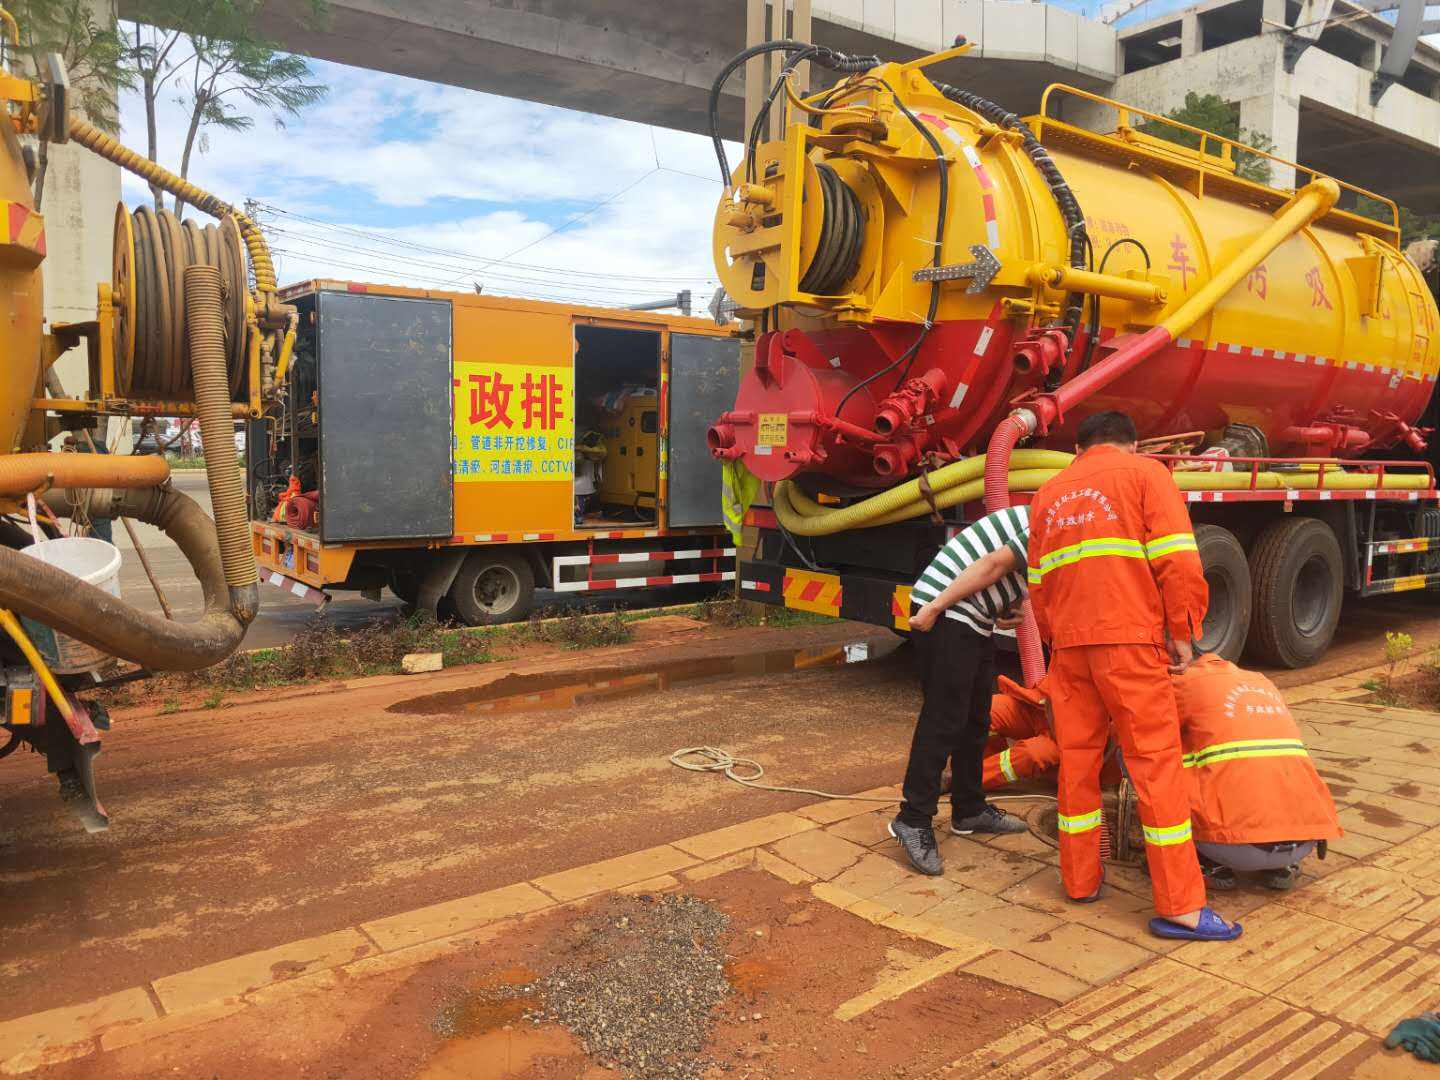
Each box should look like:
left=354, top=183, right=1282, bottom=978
left=45, top=868, right=1049, bottom=1080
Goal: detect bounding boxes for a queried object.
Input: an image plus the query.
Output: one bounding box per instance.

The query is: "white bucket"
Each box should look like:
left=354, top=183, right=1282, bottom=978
left=20, top=537, right=123, bottom=673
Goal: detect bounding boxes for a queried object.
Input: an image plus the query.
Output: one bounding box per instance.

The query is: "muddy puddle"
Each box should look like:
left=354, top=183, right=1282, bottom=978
left=390, top=637, right=899, bottom=717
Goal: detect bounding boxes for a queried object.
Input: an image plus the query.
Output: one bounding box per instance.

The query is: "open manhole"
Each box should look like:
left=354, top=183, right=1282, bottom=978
left=1021, top=781, right=1147, bottom=867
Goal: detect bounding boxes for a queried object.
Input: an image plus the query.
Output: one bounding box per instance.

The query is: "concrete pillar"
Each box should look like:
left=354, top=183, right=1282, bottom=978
left=27, top=0, right=122, bottom=406
left=1239, top=92, right=1299, bottom=189
left=1180, top=12, right=1202, bottom=57
left=39, top=143, right=121, bottom=400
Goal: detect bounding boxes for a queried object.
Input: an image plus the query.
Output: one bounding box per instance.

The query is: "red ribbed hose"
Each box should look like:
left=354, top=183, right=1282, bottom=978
left=984, top=412, right=1047, bottom=688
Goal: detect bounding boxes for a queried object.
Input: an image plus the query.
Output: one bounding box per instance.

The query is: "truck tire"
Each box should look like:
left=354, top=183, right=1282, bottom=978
left=1246, top=517, right=1343, bottom=669
left=450, top=550, right=535, bottom=626
left=1194, top=524, right=1250, bottom=661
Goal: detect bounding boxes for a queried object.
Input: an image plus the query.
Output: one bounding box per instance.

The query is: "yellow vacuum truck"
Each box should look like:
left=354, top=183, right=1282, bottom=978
left=0, top=10, right=292, bottom=832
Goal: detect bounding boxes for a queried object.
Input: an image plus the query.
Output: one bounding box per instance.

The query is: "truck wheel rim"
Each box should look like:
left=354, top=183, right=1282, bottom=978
left=1200, top=564, right=1234, bottom=651
left=1292, top=553, right=1331, bottom=636
left=476, top=566, right=520, bottom=614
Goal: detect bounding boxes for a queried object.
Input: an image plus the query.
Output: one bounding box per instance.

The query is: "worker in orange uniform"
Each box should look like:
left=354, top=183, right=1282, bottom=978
left=982, top=676, right=1062, bottom=790
left=1171, top=653, right=1342, bottom=890
left=1028, top=410, right=1241, bottom=942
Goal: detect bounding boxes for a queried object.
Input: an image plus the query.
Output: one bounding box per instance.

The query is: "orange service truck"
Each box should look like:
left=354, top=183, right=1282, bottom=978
left=248, top=281, right=741, bottom=623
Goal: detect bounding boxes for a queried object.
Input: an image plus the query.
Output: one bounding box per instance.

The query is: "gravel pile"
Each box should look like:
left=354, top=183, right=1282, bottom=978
left=523, top=892, right=732, bottom=1079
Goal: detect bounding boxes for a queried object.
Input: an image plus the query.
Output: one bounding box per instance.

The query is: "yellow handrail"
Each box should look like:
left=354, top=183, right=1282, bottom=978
left=1032, top=84, right=1399, bottom=241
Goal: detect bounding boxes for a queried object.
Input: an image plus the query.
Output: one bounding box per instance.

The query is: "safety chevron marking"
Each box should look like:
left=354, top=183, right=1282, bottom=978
left=782, top=569, right=843, bottom=616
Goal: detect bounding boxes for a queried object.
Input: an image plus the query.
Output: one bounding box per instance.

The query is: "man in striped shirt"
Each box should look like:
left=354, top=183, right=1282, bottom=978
left=889, top=507, right=1030, bottom=876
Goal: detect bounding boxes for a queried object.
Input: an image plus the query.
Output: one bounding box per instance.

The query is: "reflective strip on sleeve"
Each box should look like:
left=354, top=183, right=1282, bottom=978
left=1057, top=808, right=1103, bottom=834
left=1027, top=567, right=1042, bottom=585
left=1143, top=819, right=1194, bottom=847
left=1144, top=532, right=1199, bottom=560
left=1035, top=537, right=1146, bottom=578
left=1182, top=739, right=1308, bottom=768
left=1000, top=749, right=1018, bottom=783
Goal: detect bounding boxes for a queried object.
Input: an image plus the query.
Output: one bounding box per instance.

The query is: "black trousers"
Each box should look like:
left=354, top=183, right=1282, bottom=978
left=899, top=615, right=995, bottom=827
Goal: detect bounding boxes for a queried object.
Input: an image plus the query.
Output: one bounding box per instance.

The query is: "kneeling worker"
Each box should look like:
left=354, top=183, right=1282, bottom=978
left=982, top=656, right=1341, bottom=888
left=1172, top=652, right=1341, bottom=890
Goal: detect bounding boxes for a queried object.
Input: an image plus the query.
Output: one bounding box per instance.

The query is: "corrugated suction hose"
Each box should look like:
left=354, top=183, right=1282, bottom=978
left=68, top=116, right=275, bottom=293
left=185, top=264, right=258, bottom=595
left=0, top=485, right=252, bottom=670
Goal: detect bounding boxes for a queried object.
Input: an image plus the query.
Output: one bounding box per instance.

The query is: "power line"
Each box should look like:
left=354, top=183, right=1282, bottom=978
left=454, top=166, right=662, bottom=284
left=249, top=196, right=712, bottom=284
left=264, top=226, right=717, bottom=297
left=268, top=244, right=694, bottom=308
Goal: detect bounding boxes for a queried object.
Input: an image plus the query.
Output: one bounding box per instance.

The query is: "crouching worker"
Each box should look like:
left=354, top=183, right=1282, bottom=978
left=983, top=676, right=1061, bottom=789
left=1171, top=653, right=1341, bottom=891
left=892, top=508, right=1031, bottom=876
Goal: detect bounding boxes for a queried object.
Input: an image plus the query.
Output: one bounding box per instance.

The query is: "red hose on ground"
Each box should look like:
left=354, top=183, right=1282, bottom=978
left=983, top=412, right=1047, bottom=687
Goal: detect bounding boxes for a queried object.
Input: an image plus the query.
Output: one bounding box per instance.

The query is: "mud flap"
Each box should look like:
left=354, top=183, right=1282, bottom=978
left=62, top=740, right=108, bottom=834
left=417, top=548, right=469, bottom=617
left=45, top=697, right=109, bottom=833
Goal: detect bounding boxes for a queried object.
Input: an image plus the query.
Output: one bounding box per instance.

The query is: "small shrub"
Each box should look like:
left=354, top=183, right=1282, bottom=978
left=201, top=691, right=223, bottom=709
left=523, top=607, right=633, bottom=650
left=694, top=597, right=758, bottom=628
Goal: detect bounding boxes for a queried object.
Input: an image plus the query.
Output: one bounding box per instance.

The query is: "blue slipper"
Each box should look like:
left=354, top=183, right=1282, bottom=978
left=1148, top=906, right=1242, bottom=942
left=1067, top=873, right=1105, bottom=904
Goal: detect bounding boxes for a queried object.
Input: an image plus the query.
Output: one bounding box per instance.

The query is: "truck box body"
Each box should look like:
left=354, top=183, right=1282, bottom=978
left=250, top=281, right=740, bottom=622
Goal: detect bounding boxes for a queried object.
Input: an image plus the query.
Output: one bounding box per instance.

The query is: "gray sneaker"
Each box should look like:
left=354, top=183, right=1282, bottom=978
left=951, top=805, right=1028, bottom=835
left=888, top=817, right=943, bottom=876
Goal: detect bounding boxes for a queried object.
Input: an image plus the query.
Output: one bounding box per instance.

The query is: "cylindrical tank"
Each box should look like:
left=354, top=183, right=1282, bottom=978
left=709, top=75, right=1440, bottom=489
left=0, top=119, right=45, bottom=453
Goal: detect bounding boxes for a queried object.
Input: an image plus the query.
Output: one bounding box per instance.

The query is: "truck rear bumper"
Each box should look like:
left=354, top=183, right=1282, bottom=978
left=737, top=556, right=912, bottom=631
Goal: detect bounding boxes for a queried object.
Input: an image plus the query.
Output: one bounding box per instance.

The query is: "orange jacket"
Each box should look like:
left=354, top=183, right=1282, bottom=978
left=1171, top=654, right=1342, bottom=844
left=1027, top=444, right=1208, bottom=649
left=985, top=676, right=1060, bottom=788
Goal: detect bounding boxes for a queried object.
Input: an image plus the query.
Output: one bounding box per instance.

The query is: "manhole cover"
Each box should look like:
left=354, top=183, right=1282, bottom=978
left=1022, top=785, right=1146, bottom=867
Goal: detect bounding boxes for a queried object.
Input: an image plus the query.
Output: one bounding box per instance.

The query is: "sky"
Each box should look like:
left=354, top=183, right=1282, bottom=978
left=117, top=50, right=742, bottom=311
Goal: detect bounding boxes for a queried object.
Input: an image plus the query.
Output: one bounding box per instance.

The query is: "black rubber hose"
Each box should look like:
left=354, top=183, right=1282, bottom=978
left=933, top=82, right=1089, bottom=342
left=1080, top=237, right=1152, bottom=375
left=709, top=41, right=880, bottom=184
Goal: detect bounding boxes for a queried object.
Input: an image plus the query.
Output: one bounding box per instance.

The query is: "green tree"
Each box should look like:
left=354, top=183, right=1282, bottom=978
left=1351, top=197, right=1440, bottom=245
left=171, top=37, right=325, bottom=218
left=124, top=1, right=326, bottom=212
left=1139, top=91, right=1275, bottom=185
left=9, top=0, right=131, bottom=209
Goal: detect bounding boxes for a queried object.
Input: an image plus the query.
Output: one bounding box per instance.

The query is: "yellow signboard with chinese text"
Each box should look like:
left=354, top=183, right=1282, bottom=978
left=452, top=360, right=575, bottom=483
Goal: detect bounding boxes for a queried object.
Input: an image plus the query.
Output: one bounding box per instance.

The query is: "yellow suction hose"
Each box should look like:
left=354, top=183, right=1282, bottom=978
left=773, top=454, right=1431, bottom=536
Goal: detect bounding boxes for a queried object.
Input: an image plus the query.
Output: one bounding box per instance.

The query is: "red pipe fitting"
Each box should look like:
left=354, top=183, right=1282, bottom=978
left=1011, top=329, right=1069, bottom=378
left=873, top=368, right=948, bottom=437
left=873, top=439, right=923, bottom=477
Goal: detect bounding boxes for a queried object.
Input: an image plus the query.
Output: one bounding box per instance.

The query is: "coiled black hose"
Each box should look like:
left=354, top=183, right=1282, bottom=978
left=933, top=82, right=1089, bottom=344
left=708, top=40, right=879, bottom=185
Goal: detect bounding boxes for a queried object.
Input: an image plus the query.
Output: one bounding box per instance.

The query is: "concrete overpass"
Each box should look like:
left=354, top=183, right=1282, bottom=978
left=238, top=1, right=1121, bottom=138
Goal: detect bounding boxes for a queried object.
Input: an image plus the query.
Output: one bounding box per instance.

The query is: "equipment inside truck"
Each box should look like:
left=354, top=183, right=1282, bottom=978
left=573, top=324, right=661, bottom=527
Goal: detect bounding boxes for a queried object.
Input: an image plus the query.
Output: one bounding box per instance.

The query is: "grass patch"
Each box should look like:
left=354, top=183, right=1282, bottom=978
left=99, top=606, right=644, bottom=708
left=690, top=596, right=834, bottom=629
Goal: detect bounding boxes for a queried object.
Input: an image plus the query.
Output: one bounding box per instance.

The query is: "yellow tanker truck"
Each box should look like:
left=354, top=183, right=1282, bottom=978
left=0, top=10, right=292, bottom=831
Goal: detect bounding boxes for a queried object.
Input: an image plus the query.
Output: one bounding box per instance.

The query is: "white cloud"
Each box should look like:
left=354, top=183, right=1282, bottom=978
left=118, top=50, right=740, bottom=308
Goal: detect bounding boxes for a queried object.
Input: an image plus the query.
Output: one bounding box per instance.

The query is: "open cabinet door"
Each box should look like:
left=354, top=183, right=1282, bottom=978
left=667, top=333, right=740, bottom=527
left=317, top=291, right=454, bottom=542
